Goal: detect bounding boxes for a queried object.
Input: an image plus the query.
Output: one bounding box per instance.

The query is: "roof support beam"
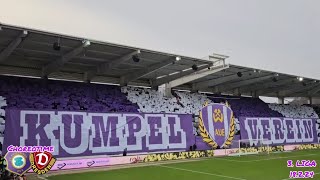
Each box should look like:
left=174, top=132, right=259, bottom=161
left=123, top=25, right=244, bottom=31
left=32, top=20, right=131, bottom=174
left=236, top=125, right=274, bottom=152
left=193, top=71, right=253, bottom=90
left=83, top=68, right=97, bottom=83
left=120, top=57, right=178, bottom=86
left=0, top=30, right=28, bottom=63
left=218, top=75, right=274, bottom=92
left=42, top=40, right=90, bottom=77
left=167, top=64, right=229, bottom=88
left=97, top=50, right=140, bottom=73
left=151, top=63, right=212, bottom=88
left=258, top=81, right=303, bottom=95
left=83, top=50, right=140, bottom=82
left=284, top=83, right=319, bottom=97
left=239, top=78, right=295, bottom=94
left=308, top=84, right=320, bottom=95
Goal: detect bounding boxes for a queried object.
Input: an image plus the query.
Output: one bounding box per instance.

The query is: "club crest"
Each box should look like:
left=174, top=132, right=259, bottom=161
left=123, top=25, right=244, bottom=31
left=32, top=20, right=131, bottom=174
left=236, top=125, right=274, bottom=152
left=213, top=109, right=224, bottom=123
left=29, top=151, right=56, bottom=175
left=4, top=152, right=31, bottom=176
left=198, top=102, right=235, bottom=148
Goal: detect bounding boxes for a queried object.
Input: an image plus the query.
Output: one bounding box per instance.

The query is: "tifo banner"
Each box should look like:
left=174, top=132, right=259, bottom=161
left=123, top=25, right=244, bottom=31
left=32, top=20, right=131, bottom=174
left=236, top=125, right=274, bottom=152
left=239, top=117, right=318, bottom=146
left=283, top=144, right=320, bottom=151
left=213, top=145, right=284, bottom=156
left=237, top=145, right=284, bottom=154
left=198, top=103, right=235, bottom=149
left=293, top=144, right=320, bottom=150
left=142, top=150, right=214, bottom=162
left=4, top=109, right=194, bottom=157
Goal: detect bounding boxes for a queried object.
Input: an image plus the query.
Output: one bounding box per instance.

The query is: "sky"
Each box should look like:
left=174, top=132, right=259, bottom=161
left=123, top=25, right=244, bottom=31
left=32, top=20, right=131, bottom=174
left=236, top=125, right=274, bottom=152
left=0, top=0, right=319, bottom=103
left=0, top=0, right=319, bottom=78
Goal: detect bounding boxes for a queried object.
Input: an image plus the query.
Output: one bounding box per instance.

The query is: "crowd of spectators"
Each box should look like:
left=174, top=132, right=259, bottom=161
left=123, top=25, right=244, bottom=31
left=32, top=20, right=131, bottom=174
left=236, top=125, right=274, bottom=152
left=268, top=103, right=319, bottom=118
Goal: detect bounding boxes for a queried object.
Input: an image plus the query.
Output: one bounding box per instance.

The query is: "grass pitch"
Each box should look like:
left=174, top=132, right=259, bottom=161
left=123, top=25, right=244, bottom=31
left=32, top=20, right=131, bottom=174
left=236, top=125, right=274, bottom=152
left=48, top=150, right=320, bottom=180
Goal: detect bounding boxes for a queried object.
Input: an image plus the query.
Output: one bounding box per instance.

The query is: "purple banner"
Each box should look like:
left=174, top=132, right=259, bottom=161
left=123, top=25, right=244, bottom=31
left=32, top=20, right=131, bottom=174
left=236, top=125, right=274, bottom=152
left=3, top=109, right=195, bottom=158
left=195, top=135, right=240, bottom=150
left=239, top=117, right=318, bottom=146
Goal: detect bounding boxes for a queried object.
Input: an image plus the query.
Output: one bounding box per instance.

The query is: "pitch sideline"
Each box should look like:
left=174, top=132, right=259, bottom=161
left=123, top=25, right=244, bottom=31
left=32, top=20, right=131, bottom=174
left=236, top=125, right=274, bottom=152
left=212, top=153, right=317, bottom=163
left=28, top=151, right=318, bottom=179
left=157, top=164, right=248, bottom=180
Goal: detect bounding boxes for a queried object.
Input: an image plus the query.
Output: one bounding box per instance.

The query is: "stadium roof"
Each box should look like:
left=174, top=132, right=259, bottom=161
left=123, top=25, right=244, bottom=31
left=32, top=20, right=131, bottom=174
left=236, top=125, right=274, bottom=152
left=1, top=23, right=320, bottom=98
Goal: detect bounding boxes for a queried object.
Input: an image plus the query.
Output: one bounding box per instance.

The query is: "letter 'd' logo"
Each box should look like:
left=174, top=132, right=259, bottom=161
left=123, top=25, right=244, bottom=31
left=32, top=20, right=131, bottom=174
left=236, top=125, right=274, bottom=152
left=34, top=152, right=53, bottom=170
left=30, top=151, right=56, bottom=174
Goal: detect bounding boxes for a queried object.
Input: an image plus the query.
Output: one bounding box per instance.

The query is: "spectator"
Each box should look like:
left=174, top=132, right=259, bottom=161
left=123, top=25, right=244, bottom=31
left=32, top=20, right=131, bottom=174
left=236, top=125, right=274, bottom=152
left=123, top=148, right=127, bottom=156
left=192, top=144, right=197, bottom=151
left=0, top=156, right=3, bottom=173
left=18, top=175, right=26, bottom=180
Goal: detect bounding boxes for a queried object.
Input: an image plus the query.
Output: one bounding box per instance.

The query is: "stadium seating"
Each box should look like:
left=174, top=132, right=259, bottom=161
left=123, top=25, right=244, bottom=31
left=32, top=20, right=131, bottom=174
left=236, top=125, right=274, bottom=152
left=209, top=96, right=283, bottom=118
left=0, top=76, right=139, bottom=112
left=312, top=105, right=320, bottom=117
left=0, top=96, right=5, bottom=125
left=122, top=86, right=212, bottom=115
left=0, top=96, right=5, bottom=152
left=311, top=106, right=320, bottom=142
left=122, top=88, right=282, bottom=134
left=317, top=119, right=320, bottom=141
left=209, top=96, right=283, bottom=134
left=268, top=104, right=319, bottom=118
left=0, top=76, right=318, bottom=144
left=270, top=104, right=320, bottom=143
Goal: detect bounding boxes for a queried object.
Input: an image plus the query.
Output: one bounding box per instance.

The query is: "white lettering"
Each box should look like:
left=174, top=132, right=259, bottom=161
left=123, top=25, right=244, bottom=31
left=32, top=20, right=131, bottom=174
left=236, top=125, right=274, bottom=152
left=243, top=117, right=317, bottom=145
left=244, top=118, right=260, bottom=146
left=302, top=119, right=314, bottom=142
left=283, top=118, right=296, bottom=143
left=271, top=118, right=285, bottom=144
left=167, top=114, right=186, bottom=149
left=59, top=112, right=90, bottom=155
left=145, top=114, right=168, bottom=150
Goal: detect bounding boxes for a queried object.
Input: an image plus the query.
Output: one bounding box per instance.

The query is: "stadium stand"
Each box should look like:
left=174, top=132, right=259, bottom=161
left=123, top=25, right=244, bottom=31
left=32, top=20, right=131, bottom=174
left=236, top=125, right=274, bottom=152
left=122, top=87, right=287, bottom=135
left=311, top=105, right=320, bottom=117
left=122, top=87, right=283, bottom=117
left=0, top=75, right=319, bottom=143
left=0, top=96, right=5, bottom=124
left=0, top=96, right=5, bottom=150
left=268, top=103, right=319, bottom=118
left=122, top=86, right=212, bottom=115
left=0, top=76, right=139, bottom=112
left=209, top=96, right=283, bottom=118
left=311, top=105, right=320, bottom=141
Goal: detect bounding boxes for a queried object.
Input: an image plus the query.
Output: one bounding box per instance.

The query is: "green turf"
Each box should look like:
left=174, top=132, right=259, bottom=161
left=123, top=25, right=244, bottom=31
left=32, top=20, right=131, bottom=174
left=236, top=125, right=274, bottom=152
left=48, top=150, right=320, bottom=180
